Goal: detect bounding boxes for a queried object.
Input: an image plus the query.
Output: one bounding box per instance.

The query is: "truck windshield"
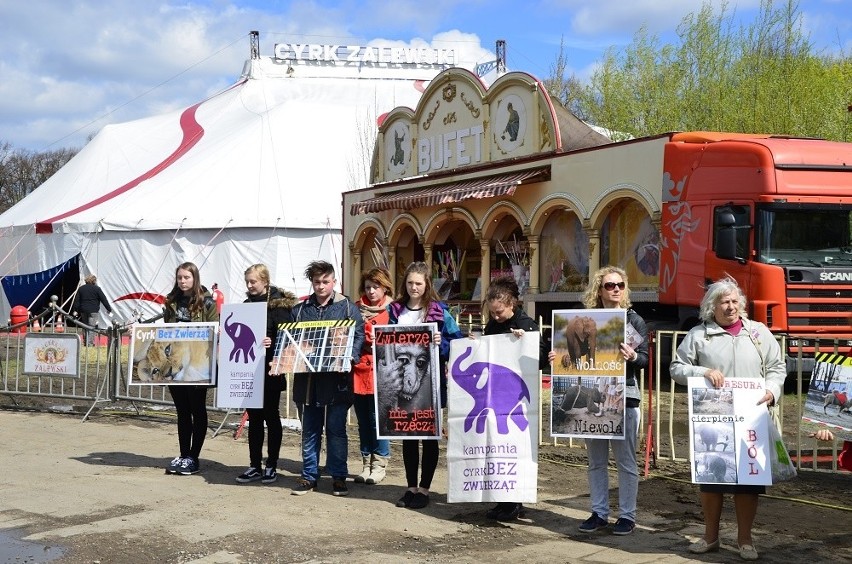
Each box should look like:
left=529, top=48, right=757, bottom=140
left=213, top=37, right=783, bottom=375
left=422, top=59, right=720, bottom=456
left=756, top=204, right=852, bottom=266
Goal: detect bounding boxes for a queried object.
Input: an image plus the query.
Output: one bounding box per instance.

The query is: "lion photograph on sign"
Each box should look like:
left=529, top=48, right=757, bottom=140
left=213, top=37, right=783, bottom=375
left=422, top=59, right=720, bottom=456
left=128, top=322, right=218, bottom=385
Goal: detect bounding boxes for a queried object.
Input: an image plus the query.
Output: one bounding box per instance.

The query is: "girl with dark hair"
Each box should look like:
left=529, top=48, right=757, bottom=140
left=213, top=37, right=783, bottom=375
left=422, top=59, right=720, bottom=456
left=388, top=261, right=464, bottom=510
left=163, top=262, right=219, bottom=475
left=479, top=276, right=549, bottom=521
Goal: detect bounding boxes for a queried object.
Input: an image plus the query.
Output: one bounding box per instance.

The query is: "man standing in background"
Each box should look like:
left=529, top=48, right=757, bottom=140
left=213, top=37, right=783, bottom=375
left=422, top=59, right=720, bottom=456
left=72, top=275, right=113, bottom=346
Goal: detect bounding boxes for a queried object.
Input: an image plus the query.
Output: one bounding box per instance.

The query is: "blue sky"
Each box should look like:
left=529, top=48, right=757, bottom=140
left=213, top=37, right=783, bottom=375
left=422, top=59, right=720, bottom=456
left=1, top=0, right=849, bottom=151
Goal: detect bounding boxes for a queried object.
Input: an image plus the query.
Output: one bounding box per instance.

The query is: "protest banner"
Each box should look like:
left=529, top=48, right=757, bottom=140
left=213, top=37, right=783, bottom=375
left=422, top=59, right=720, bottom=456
left=801, top=352, right=852, bottom=441
left=372, top=323, right=440, bottom=439
left=687, top=376, right=771, bottom=485
left=128, top=322, right=218, bottom=385
left=446, top=333, right=539, bottom=503
left=216, top=302, right=266, bottom=409
left=550, top=308, right=626, bottom=439
left=23, top=333, right=81, bottom=377
left=269, top=320, right=356, bottom=374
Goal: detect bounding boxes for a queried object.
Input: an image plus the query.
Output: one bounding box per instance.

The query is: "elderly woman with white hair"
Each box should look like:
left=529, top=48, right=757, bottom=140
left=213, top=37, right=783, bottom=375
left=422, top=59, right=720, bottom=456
left=670, top=277, right=786, bottom=561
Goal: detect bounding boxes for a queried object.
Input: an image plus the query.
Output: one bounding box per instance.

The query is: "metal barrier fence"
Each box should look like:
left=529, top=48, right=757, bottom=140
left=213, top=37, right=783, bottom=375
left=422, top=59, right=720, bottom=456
left=1, top=305, right=845, bottom=473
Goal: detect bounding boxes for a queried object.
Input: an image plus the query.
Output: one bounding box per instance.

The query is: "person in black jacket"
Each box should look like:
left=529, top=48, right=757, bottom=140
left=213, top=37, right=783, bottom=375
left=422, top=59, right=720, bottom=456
left=72, top=275, right=113, bottom=346
left=163, top=262, right=219, bottom=476
left=289, top=261, right=365, bottom=497
left=480, top=276, right=549, bottom=521
left=235, top=264, right=298, bottom=485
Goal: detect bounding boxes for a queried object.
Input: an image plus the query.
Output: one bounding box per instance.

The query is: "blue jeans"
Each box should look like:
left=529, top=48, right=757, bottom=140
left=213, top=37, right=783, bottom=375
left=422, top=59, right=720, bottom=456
left=300, top=402, right=349, bottom=481
left=585, top=406, right=640, bottom=522
left=353, top=394, right=390, bottom=457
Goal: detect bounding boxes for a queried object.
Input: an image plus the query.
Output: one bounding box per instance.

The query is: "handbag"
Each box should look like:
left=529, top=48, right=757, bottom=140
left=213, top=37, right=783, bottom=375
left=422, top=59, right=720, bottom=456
left=767, top=419, right=797, bottom=483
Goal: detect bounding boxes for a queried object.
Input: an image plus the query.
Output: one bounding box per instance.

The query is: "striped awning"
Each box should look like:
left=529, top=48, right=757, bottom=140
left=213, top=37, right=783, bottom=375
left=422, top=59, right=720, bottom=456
left=349, top=166, right=550, bottom=215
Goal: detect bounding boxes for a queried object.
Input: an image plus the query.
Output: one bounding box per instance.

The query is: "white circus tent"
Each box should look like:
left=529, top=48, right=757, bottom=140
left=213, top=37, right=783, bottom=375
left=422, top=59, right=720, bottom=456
left=0, top=53, right=448, bottom=323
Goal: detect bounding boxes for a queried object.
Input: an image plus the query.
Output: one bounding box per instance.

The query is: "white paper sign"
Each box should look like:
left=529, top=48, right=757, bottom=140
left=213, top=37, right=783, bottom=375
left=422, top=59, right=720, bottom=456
left=216, top=303, right=267, bottom=409
left=447, top=333, right=540, bottom=503
left=687, top=377, right=771, bottom=485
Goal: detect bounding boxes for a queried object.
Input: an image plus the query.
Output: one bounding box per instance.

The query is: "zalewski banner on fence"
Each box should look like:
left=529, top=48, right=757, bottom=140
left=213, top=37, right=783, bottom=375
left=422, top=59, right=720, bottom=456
left=269, top=320, right=356, bottom=374
left=23, top=333, right=81, bottom=377
left=550, top=308, right=627, bottom=439
left=446, top=333, right=539, bottom=503
left=687, top=376, right=771, bottom=485
left=128, top=322, right=219, bottom=385
left=216, top=303, right=266, bottom=409
left=372, top=323, right=441, bottom=439
left=801, top=352, right=852, bottom=441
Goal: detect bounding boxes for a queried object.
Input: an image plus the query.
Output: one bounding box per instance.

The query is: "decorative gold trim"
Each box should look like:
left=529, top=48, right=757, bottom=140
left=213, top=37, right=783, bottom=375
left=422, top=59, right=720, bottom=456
left=460, top=92, right=480, bottom=118
left=442, top=83, right=457, bottom=102
left=422, top=100, right=440, bottom=131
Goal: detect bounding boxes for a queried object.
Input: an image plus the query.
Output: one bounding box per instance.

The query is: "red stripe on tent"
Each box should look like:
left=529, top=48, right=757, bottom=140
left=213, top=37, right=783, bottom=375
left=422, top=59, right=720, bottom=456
left=35, top=103, right=206, bottom=234
left=115, top=292, right=166, bottom=305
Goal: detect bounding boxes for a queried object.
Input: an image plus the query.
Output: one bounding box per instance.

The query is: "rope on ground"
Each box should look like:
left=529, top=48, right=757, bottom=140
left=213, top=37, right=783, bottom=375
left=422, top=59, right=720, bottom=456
left=540, top=453, right=852, bottom=512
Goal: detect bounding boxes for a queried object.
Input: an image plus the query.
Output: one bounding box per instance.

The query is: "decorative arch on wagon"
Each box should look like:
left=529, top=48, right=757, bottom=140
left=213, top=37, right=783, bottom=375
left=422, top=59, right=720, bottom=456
left=351, top=219, right=389, bottom=273
left=423, top=207, right=480, bottom=301
left=387, top=214, right=422, bottom=247
left=480, top=201, right=527, bottom=240
left=590, top=184, right=661, bottom=288
left=531, top=194, right=590, bottom=293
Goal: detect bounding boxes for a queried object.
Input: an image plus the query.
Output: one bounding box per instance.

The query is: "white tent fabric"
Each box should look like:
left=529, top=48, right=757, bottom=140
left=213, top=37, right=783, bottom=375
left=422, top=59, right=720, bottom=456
left=0, top=56, right=440, bottom=323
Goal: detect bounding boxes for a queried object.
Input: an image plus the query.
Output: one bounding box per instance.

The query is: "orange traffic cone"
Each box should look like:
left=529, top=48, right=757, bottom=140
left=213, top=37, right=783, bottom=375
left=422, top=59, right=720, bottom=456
left=32, top=317, right=41, bottom=332
left=55, top=315, right=65, bottom=333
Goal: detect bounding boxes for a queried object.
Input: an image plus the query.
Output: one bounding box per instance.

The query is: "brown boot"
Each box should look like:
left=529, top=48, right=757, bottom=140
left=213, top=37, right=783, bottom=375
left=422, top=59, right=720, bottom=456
left=366, top=454, right=389, bottom=484
left=354, top=455, right=371, bottom=483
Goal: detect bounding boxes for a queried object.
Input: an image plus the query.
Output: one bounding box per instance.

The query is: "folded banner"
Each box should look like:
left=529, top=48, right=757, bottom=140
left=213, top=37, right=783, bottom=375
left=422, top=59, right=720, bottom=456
left=269, top=320, right=356, bottom=374
left=372, top=323, right=441, bottom=439
left=447, top=332, right=539, bottom=503
left=687, top=376, right=771, bottom=485
left=128, top=322, right=219, bottom=385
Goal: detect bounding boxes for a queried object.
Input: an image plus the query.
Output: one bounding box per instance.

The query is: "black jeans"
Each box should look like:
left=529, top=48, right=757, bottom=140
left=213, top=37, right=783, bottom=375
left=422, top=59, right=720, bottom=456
left=169, top=385, right=208, bottom=460
left=402, top=439, right=439, bottom=489
left=246, top=375, right=284, bottom=468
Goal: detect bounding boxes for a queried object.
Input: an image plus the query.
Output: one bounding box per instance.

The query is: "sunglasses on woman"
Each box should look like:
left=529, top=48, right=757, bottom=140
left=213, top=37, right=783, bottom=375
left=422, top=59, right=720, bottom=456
left=603, top=281, right=626, bottom=291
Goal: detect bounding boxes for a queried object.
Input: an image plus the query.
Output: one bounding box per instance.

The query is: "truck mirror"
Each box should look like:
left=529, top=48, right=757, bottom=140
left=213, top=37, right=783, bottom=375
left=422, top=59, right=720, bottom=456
left=717, top=227, right=738, bottom=260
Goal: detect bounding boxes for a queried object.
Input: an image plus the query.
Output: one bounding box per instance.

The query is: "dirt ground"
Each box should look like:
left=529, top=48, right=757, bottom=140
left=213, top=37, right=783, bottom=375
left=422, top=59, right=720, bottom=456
left=0, top=396, right=849, bottom=564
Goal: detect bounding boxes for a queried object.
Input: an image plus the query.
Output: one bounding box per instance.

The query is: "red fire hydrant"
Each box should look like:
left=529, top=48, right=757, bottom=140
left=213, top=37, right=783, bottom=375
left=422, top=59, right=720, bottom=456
left=10, top=305, right=28, bottom=334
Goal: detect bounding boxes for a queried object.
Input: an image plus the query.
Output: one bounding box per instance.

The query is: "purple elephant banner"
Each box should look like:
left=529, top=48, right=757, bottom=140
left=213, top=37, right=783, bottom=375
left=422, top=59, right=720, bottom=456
left=446, top=333, right=540, bottom=504
left=373, top=323, right=441, bottom=439
left=215, top=302, right=266, bottom=409
left=550, top=308, right=627, bottom=439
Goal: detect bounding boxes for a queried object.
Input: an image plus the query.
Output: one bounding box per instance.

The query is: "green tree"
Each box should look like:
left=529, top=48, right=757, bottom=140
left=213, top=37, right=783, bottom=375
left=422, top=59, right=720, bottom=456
left=550, top=0, right=852, bottom=140
left=0, top=143, right=77, bottom=213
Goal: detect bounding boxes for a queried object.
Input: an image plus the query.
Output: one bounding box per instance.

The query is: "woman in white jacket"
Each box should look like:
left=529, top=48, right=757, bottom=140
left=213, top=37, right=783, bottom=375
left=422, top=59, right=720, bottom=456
left=670, top=277, right=785, bottom=561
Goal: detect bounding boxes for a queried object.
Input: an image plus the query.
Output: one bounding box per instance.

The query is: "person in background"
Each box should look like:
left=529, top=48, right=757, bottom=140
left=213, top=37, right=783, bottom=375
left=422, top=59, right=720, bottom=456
left=479, top=276, right=549, bottom=521
left=353, top=267, right=394, bottom=485
left=289, top=261, right=365, bottom=497
left=211, top=283, right=225, bottom=314
left=163, top=262, right=219, bottom=476
left=670, top=276, right=785, bottom=561
left=72, top=274, right=113, bottom=346
left=556, top=266, right=648, bottom=536
left=809, top=429, right=852, bottom=471
left=388, top=261, right=464, bottom=510
left=235, top=264, right=298, bottom=485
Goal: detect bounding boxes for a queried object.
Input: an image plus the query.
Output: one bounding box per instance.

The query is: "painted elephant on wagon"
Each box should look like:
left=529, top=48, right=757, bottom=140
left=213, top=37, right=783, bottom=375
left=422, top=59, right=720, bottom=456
left=561, top=315, right=597, bottom=370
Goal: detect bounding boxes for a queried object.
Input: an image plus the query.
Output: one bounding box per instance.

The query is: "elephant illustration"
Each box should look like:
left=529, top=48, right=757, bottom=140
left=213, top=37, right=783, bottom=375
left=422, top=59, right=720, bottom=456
left=223, top=312, right=257, bottom=364
left=450, top=346, right=531, bottom=435
left=562, top=315, right=597, bottom=369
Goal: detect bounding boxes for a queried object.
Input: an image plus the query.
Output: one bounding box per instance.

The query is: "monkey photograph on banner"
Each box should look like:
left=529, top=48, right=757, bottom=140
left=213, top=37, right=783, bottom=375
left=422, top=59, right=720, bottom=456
left=446, top=332, right=540, bottom=503
left=216, top=302, right=266, bottom=409
left=372, top=323, right=441, bottom=439
left=687, top=376, right=771, bottom=486
left=550, top=308, right=627, bottom=439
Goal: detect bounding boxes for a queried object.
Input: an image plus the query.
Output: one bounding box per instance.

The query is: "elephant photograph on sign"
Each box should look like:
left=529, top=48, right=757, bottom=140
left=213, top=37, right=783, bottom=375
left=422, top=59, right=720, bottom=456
left=561, top=315, right=597, bottom=370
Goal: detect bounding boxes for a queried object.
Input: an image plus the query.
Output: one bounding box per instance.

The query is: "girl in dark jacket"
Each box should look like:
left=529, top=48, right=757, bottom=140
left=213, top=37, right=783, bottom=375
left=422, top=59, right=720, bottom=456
left=235, top=264, right=298, bottom=485
left=163, top=262, right=219, bottom=476
left=388, top=261, right=464, bottom=510
left=480, top=276, right=549, bottom=521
